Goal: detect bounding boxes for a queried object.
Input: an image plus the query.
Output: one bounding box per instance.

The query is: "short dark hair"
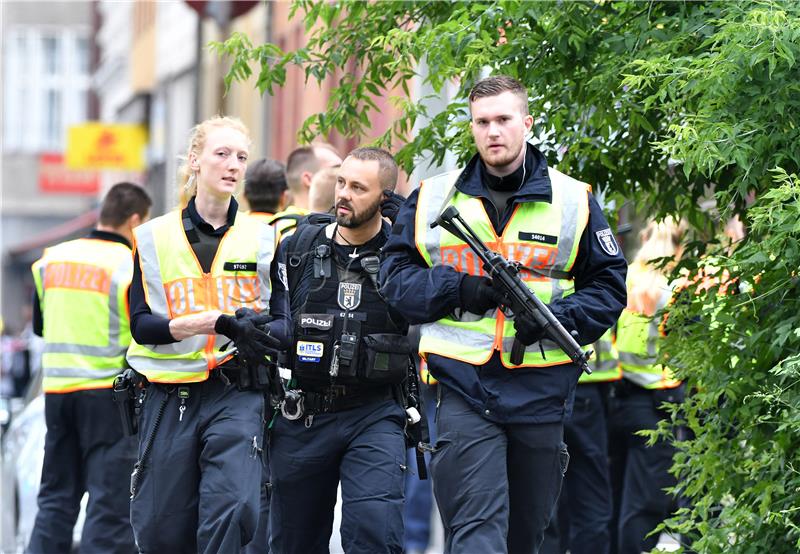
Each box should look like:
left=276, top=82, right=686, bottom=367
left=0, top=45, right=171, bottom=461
left=99, top=182, right=151, bottom=227
left=286, top=143, right=341, bottom=193
left=286, top=147, right=317, bottom=193
left=345, top=147, right=398, bottom=191
left=244, top=158, right=286, bottom=213
left=468, top=75, right=529, bottom=114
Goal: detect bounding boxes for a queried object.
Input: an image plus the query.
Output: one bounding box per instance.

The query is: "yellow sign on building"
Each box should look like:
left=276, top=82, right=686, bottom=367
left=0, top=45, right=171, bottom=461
left=66, top=123, right=147, bottom=171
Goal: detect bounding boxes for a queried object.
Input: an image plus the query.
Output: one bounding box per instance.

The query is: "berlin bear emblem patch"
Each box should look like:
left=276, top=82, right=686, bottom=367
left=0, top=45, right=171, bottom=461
left=337, top=282, right=362, bottom=310
left=595, top=228, right=619, bottom=256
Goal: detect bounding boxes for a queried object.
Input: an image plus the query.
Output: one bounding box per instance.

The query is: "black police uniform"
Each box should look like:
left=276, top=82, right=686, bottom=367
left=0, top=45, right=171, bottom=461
left=269, top=221, right=409, bottom=554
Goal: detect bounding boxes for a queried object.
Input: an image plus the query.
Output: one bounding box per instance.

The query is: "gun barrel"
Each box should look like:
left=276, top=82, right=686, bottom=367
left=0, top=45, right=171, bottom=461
left=435, top=206, right=593, bottom=374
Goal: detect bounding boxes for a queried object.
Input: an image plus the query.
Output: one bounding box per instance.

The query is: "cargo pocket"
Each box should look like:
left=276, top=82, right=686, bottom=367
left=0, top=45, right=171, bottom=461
left=558, top=442, right=570, bottom=476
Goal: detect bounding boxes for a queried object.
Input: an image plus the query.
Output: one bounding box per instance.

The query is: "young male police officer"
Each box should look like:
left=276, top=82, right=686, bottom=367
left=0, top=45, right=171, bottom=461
left=269, top=148, right=409, bottom=553
left=28, top=182, right=151, bottom=554
left=269, top=144, right=343, bottom=238
left=380, top=75, right=628, bottom=554
left=244, top=158, right=289, bottom=220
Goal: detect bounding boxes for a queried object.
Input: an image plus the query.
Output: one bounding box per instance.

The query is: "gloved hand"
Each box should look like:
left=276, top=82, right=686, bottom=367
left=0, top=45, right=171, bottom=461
left=215, top=310, right=281, bottom=368
left=513, top=311, right=547, bottom=346
left=235, top=307, right=271, bottom=327
left=459, top=275, right=505, bottom=315
left=381, top=190, right=406, bottom=224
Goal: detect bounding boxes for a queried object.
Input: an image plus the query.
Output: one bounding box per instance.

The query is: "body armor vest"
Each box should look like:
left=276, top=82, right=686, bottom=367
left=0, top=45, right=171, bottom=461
left=291, top=225, right=408, bottom=388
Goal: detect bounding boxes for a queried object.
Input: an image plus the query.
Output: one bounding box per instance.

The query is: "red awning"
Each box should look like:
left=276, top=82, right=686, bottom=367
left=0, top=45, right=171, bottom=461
left=7, top=208, right=100, bottom=258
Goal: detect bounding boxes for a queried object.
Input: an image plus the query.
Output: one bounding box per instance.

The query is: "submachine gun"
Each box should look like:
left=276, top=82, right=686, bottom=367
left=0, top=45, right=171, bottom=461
left=431, top=206, right=593, bottom=375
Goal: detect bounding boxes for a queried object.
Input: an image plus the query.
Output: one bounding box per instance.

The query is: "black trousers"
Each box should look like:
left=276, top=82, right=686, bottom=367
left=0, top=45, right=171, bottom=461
left=27, top=389, right=137, bottom=554
left=269, top=398, right=407, bottom=554
left=541, top=383, right=613, bottom=554
left=608, top=386, right=679, bottom=554
left=242, top=426, right=272, bottom=554
left=430, top=386, right=568, bottom=554
left=129, top=377, right=264, bottom=554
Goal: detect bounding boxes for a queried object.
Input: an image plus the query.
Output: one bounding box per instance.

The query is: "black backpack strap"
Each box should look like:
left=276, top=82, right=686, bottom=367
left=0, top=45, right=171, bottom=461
left=268, top=212, right=304, bottom=226
left=285, top=223, right=327, bottom=293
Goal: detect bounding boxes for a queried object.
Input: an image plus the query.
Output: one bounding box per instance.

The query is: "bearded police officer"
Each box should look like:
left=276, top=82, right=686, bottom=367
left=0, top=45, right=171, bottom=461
left=269, top=147, right=411, bottom=554
left=380, top=75, right=628, bottom=554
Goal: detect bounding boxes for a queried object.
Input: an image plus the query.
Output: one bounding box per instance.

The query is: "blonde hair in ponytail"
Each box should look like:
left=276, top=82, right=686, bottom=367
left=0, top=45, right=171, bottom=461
left=627, top=217, right=687, bottom=316
left=176, top=115, right=251, bottom=207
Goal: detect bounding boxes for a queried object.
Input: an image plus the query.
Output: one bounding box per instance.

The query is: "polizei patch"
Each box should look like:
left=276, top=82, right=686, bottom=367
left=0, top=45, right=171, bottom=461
left=595, top=228, right=619, bottom=256
left=337, top=282, right=362, bottom=310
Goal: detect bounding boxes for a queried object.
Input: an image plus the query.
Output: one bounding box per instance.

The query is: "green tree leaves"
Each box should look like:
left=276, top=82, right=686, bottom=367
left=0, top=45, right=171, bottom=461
left=215, top=1, right=800, bottom=550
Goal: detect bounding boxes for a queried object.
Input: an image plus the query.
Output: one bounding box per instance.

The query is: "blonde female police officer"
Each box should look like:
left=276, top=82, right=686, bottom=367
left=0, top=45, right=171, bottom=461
left=126, top=116, right=290, bottom=553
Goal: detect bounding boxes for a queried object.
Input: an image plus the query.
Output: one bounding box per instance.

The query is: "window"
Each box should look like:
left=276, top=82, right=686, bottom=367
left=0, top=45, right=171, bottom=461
left=3, top=28, right=89, bottom=152
left=45, top=89, right=62, bottom=148
left=42, top=35, right=59, bottom=75
left=76, top=37, right=89, bottom=75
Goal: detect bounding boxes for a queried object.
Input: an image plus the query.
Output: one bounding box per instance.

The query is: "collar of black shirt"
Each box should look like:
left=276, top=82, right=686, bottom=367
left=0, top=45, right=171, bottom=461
left=88, top=229, right=131, bottom=249
left=185, top=196, right=239, bottom=236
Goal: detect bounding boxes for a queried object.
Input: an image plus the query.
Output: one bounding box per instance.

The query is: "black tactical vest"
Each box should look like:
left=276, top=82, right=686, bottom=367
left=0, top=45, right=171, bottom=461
left=291, top=226, right=409, bottom=388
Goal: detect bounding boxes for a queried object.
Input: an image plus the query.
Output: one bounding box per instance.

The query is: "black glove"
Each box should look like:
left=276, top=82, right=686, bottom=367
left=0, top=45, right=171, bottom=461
left=381, top=190, right=406, bottom=224
left=215, top=311, right=281, bottom=368
left=513, top=311, right=547, bottom=346
left=459, top=275, right=505, bottom=315
left=235, top=307, right=271, bottom=327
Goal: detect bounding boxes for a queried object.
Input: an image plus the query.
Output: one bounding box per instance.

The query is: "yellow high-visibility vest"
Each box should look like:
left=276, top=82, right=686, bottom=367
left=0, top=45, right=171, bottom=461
left=32, top=238, right=133, bottom=393
left=616, top=261, right=680, bottom=389
left=579, top=328, right=621, bottom=384
left=269, top=205, right=309, bottom=241
left=414, top=167, right=590, bottom=368
left=126, top=210, right=275, bottom=383
left=248, top=211, right=275, bottom=225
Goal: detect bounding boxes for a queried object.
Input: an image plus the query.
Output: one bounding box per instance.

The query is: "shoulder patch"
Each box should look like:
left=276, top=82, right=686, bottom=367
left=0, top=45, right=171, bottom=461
left=595, top=229, right=619, bottom=256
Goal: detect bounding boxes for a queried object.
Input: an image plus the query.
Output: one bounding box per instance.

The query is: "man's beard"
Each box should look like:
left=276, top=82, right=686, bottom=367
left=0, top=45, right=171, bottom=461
left=335, top=195, right=382, bottom=228
left=482, top=140, right=523, bottom=170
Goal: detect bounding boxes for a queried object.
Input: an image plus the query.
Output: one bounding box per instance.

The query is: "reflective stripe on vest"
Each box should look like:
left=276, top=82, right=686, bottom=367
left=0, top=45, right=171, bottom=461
left=579, top=328, right=621, bottom=383
left=31, top=238, right=133, bottom=393
left=616, top=262, right=680, bottom=389
left=126, top=210, right=275, bottom=383
left=415, top=167, right=590, bottom=368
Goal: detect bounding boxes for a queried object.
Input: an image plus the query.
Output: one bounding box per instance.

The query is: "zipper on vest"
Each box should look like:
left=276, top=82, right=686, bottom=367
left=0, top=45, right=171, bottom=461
left=203, top=272, right=219, bottom=370
left=493, top=310, right=505, bottom=353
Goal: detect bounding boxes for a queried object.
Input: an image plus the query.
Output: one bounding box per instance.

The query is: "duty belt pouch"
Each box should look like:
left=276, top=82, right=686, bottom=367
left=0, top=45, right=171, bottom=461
left=334, top=323, right=361, bottom=383
left=362, top=333, right=410, bottom=384
left=293, top=313, right=334, bottom=384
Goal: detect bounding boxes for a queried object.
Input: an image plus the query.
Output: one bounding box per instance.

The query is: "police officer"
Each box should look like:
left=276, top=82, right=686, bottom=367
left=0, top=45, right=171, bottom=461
left=541, top=329, right=620, bottom=554
left=269, top=147, right=410, bottom=554
left=380, top=75, right=628, bottom=554
left=126, top=115, right=290, bottom=553
left=244, top=158, right=289, bottom=222
left=609, top=218, right=685, bottom=554
left=243, top=158, right=289, bottom=554
left=269, top=143, right=342, bottom=238
left=27, top=182, right=152, bottom=554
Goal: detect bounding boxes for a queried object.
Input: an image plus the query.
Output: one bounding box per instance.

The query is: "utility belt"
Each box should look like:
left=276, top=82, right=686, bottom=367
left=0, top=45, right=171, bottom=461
left=281, top=385, right=395, bottom=419
left=293, top=324, right=410, bottom=387
left=210, top=358, right=274, bottom=392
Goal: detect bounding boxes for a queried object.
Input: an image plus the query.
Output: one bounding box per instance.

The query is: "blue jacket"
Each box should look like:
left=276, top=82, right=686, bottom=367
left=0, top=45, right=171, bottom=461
left=379, top=145, right=627, bottom=423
